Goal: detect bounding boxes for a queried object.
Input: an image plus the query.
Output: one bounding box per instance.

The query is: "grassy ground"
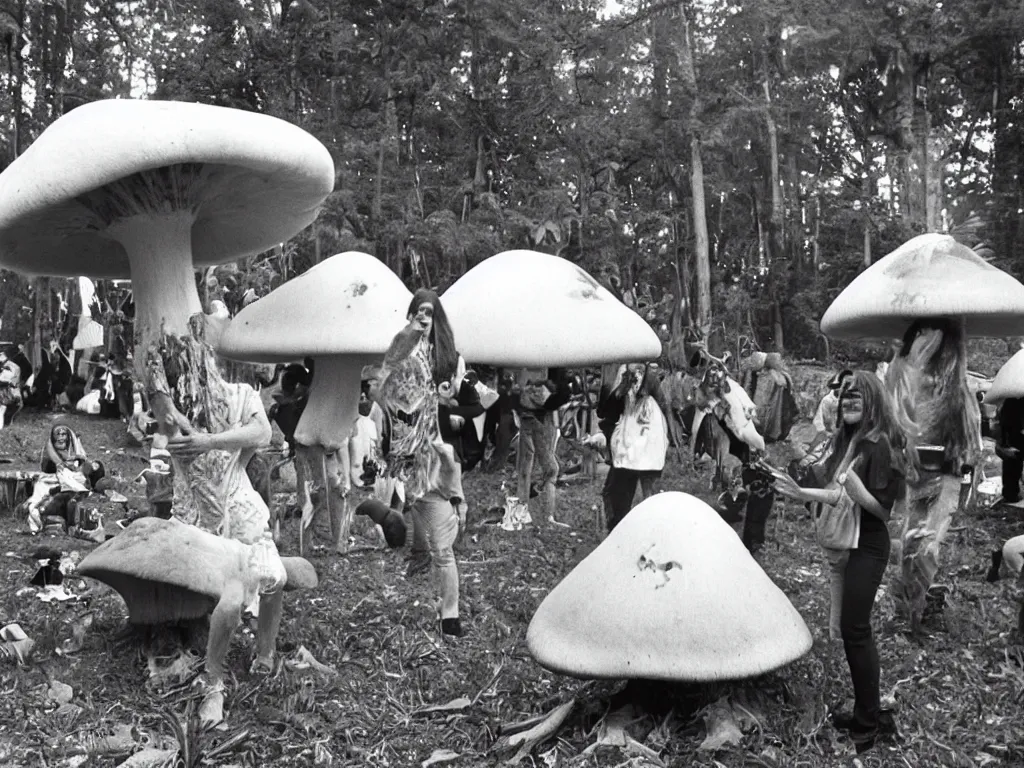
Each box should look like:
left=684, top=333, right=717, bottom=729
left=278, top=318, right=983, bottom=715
left=0, top=409, right=1021, bottom=768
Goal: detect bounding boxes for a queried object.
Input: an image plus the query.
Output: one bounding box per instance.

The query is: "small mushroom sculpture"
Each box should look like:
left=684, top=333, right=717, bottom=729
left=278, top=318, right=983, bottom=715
left=441, top=250, right=662, bottom=367
left=984, top=349, right=1024, bottom=408
left=0, top=98, right=335, bottom=436
left=78, top=517, right=319, bottom=625
left=820, top=233, right=1024, bottom=628
left=218, top=252, right=412, bottom=553
left=527, top=492, right=812, bottom=680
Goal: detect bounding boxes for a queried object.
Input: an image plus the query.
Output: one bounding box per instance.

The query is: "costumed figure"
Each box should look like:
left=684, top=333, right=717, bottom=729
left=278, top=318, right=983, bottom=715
left=687, top=348, right=774, bottom=553
left=740, top=350, right=798, bottom=444
left=818, top=233, right=1024, bottom=630
left=369, top=289, right=466, bottom=636
left=886, top=318, right=979, bottom=629
left=148, top=313, right=288, bottom=726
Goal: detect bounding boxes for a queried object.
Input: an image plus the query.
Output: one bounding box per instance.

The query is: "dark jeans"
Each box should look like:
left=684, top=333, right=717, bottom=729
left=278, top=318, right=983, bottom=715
left=841, top=515, right=890, bottom=742
left=604, top=468, right=660, bottom=531
left=486, top=411, right=517, bottom=472
left=1002, top=451, right=1023, bottom=502
left=741, top=489, right=774, bottom=552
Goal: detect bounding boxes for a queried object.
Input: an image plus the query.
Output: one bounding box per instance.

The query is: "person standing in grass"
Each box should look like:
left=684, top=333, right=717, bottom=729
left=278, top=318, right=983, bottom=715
left=599, top=362, right=671, bottom=531
left=772, top=371, right=906, bottom=754
left=513, top=368, right=572, bottom=526
left=370, top=289, right=466, bottom=637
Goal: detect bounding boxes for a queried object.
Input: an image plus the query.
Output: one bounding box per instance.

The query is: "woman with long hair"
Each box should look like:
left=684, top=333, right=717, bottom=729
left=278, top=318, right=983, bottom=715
left=372, top=288, right=466, bottom=637
left=773, top=371, right=906, bottom=754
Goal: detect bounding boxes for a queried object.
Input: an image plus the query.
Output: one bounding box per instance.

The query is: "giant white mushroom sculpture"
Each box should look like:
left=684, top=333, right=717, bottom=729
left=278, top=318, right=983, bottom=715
left=442, top=250, right=662, bottom=368
left=821, top=233, right=1024, bottom=628
left=441, top=250, right=665, bottom=522
left=218, top=252, right=412, bottom=554
left=527, top=492, right=813, bottom=680
left=0, top=99, right=335, bottom=433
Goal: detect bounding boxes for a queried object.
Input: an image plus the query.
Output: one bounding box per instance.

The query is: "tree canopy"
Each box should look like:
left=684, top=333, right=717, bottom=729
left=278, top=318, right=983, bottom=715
left=3, top=0, right=1023, bottom=362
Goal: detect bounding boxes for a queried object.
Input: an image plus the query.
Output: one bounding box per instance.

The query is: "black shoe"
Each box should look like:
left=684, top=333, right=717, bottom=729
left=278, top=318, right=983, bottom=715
left=441, top=618, right=464, bottom=637
left=831, top=708, right=897, bottom=736
left=853, top=735, right=876, bottom=754
left=987, top=549, right=1004, bottom=583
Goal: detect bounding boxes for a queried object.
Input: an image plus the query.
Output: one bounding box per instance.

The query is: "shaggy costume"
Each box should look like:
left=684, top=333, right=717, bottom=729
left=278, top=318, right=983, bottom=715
left=887, top=319, right=980, bottom=629
left=740, top=351, right=798, bottom=443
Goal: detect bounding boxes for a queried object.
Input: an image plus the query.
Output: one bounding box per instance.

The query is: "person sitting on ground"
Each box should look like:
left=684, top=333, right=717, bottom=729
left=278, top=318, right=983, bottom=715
left=40, top=423, right=88, bottom=474
left=0, top=349, right=24, bottom=428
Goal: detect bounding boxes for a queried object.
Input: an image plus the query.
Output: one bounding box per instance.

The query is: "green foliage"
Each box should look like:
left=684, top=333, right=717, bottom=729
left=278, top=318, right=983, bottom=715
left=3, top=0, right=1024, bottom=366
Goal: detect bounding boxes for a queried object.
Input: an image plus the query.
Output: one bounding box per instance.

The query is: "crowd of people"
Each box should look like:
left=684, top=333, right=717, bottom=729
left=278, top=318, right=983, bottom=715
left=15, top=285, right=1020, bottom=756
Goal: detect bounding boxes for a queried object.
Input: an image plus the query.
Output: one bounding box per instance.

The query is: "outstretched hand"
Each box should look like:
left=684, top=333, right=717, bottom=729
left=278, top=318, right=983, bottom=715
left=771, top=471, right=804, bottom=500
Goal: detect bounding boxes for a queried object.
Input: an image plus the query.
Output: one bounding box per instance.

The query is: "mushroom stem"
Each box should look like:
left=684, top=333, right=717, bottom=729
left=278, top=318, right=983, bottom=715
left=113, top=212, right=203, bottom=380
left=294, top=354, right=374, bottom=454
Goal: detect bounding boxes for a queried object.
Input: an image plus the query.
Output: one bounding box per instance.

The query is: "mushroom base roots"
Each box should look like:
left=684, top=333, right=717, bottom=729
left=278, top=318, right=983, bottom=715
left=112, top=212, right=204, bottom=382
left=293, top=355, right=375, bottom=454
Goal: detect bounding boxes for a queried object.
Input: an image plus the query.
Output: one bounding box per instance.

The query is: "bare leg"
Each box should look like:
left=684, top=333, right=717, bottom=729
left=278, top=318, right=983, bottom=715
left=324, top=450, right=352, bottom=554
left=253, top=588, right=283, bottom=671
left=201, top=582, right=245, bottom=725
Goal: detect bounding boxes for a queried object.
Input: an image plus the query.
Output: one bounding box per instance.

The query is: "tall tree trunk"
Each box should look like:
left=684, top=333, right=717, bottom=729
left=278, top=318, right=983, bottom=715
left=763, top=78, right=784, bottom=263
left=812, top=195, right=821, bottom=271
left=371, top=84, right=395, bottom=230
left=675, top=3, right=711, bottom=332
left=862, top=139, right=872, bottom=267
left=895, top=49, right=926, bottom=231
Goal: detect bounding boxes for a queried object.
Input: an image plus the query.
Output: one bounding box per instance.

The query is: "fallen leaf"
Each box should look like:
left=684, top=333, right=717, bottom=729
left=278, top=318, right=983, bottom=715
left=421, top=748, right=460, bottom=767
left=116, top=748, right=179, bottom=767
left=46, top=680, right=74, bottom=706
left=285, top=645, right=338, bottom=677
left=414, top=696, right=472, bottom=715
left=698, top=697, right=743, bottom=751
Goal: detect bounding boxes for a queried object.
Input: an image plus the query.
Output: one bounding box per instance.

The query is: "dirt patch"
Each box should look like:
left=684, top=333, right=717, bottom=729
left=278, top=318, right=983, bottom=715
left=0, top=411, right=1020, bottom=766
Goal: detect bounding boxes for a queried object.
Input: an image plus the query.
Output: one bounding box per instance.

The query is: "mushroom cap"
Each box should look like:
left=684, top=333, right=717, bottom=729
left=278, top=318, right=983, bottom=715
left=526, top=492, right=812, bottom=681
left=441, top=250, right=662, bottom=367
left=78, top=517, right=317, bottom=624
left=217, top=252, right=413, bottom=364
left=820, top=233, right=1024, bottom=340
left=79, top=517, right=249, bottom=623
left=0, top=99, right=335, bottom=278
left=985, top=350, right=1024, bottom=406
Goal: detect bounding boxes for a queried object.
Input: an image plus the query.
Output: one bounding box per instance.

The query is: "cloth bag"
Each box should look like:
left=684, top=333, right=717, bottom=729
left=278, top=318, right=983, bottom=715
left=813, top=442, right=861, bottom=550
left=815, top=486, right=861, bottom=550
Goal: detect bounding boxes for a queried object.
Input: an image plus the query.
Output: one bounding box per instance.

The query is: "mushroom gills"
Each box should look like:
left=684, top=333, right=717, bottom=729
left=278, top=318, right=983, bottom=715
left=86, top=571, right=217, bottom=624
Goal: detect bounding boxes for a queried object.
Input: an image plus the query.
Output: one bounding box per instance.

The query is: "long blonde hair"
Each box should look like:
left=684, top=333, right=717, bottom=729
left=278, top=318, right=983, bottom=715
left=886, top=318, right=980, bottom=472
